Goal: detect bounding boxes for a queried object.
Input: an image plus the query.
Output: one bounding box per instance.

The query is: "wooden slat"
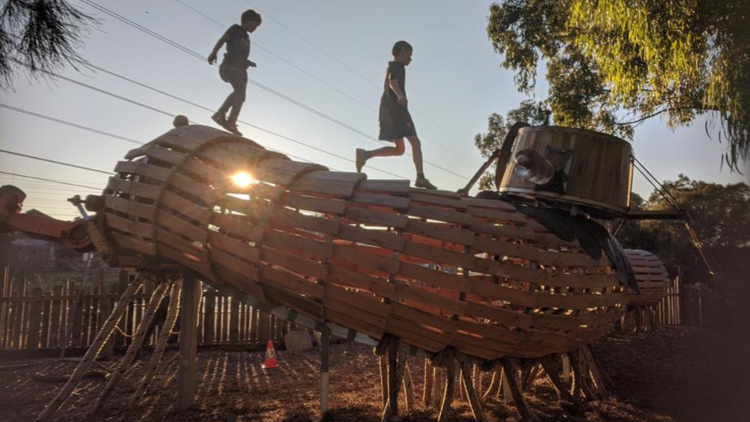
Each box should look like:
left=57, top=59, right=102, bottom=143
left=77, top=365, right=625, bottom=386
left=111, top=232, right=156, bottom=255
left=105, top=195, right=157, bottom=220
left=105, top=212, right=154, bottom=239
left=107, top=177, right=160, bottom=200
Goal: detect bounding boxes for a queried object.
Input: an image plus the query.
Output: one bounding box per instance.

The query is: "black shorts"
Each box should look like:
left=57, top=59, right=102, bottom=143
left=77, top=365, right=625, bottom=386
left=219, top=62, right=248, bottom=93
left=378, top=110, right=417, bottom=141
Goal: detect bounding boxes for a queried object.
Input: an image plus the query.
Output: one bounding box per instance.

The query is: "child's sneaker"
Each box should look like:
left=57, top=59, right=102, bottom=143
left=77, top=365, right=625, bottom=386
left=211, top=113, right=227, bottom=128
left=355, top=148, right=367, bottom=173
left=225, top=121, right=242, bottom=136
left=414, top=176, right=437, bottom=190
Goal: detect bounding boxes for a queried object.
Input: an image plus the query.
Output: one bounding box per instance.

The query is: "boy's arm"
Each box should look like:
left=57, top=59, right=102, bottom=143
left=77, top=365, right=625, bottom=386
left=389, top=78, right=407, bottom=107
left=207, top=32, right=230, bottom=65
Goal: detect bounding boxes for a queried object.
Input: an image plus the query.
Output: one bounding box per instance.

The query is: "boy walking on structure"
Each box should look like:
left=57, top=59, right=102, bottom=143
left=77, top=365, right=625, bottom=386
left=208, top=10, right=262, bottom=136
left=356, top=41, right=437, bottom=189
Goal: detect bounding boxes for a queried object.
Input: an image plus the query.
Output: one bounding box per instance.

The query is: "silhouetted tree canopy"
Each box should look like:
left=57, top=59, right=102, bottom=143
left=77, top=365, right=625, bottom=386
left=0, top=0, right=93, bottom=88
left=487, top=0, right=749, bottom=170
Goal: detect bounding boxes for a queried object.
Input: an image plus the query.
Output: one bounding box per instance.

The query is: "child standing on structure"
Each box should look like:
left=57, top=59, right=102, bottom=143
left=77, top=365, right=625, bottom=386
left=208, top=10, right=262, bottom=136
left=356, top=41, right=437, bottom=189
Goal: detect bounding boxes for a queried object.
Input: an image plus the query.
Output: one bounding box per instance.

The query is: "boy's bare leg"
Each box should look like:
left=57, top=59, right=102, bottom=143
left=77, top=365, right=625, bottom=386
left=406, top=136, right=424, bottom=175
left=356, top=140, right=405, bottom=172
left=407, top=136, right=437, bottom=189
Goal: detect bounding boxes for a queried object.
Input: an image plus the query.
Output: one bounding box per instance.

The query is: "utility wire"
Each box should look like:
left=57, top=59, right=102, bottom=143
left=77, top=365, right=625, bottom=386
left=0, top=103, right=143, bottom=145
left=178, top=0, right=480, bottom=166
left=80, top=0, right=469, bottom=180
left=0, top=149, right=113, bottom=175
left=242, top=0, right=480, bottom=160
left=0, top=171, right=101, bottom=191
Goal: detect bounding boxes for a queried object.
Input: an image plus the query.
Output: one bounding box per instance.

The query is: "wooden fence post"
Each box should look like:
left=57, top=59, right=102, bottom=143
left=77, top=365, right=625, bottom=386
left=229, top=296, right=239, bottom=344
left=26, top=288, right=43, bottom=349
left=177, top=272, right=200, bottom=410
left=0, top=265, right=8, bottom=347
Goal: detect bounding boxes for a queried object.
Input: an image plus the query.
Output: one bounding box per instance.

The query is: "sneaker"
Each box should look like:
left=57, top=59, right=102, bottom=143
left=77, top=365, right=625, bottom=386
left=211, top=113, right=227, bottom=127
left=355, top=148, right=367, bottom=173
left=414, top=176, right=437, bottom=190
left=225, top=121, right=242, bottom=136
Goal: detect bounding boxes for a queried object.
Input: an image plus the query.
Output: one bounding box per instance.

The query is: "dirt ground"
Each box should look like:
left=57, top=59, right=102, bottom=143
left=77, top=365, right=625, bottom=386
left=1, top=326, right=748, bottom=422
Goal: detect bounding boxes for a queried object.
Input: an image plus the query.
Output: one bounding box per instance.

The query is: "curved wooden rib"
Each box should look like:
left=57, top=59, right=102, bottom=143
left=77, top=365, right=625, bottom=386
left=624, top=249, right=670, bottom=307
left=102, top=125, right=629, bottom=361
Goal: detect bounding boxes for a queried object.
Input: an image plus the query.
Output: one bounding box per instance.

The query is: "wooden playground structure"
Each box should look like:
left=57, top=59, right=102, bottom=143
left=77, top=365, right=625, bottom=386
left=0, top=124, right=681, bottom=421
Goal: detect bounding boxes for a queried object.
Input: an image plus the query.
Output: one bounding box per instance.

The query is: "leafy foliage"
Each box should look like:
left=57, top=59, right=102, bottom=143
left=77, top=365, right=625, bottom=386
left=0, top=0, right=93, bottom=88
left=618, top=176, right=750, bottom=282
left=473, top=100, right=548, bottom=190
left=487, top=0, right=749, bottom=169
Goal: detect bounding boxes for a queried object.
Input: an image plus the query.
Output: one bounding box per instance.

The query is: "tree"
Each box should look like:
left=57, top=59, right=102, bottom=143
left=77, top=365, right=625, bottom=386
left=473, top=100, right=549, bottom=190
left=487, top=0, right=749, bottom=169
left=617, top=176, right=750, bottom=283
left=0, top=0, right=93, bottom=88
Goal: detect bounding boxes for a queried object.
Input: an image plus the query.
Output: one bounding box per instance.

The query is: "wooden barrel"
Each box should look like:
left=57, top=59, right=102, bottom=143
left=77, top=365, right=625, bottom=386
left=625, top=249, right=670, bottom=307
left=100, top=125, right=630, bottom=362
left=498, top=126, right=633, bottom=218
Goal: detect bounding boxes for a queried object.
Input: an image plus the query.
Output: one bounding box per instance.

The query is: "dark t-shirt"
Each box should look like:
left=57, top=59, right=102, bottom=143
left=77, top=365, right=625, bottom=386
left=224, top=24, right=250, bottom=65
left=379, top=61, right=408, bottom=123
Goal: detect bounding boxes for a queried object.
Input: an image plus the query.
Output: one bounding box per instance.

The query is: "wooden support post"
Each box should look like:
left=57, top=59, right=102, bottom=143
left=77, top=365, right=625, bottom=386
left=320, top=328, right=331, bottom=414
left=49, top=285, right=63, bottom=348
left=540, top=356, right=580, bottom=407
left=381, top=338, right=401, bottom=421
left=177, top=272, right=200, bottom=410
left=472, top=364, right=482, bottom=398
left=403, top=362, right=415, bottom=411
left=437, top=357, right=455, bottom=422
left=229, top=295, right=239, bottom=344
left=501, top=368, right=511, bottom=401
left=423, top=359, right=434, bottom=408
left=460, top=360, right=485, bottom=422
left=0, top=265, right=8, bottom=347
left=569, top=351, right=595, bottom=401
left=26, top=288, right=43, bottom=349
left=501, top=358, right=538, bottom=422
left=482, top=365, right=500, bottom=399
left=34, top=276, right=143, bottom=422
left=94, top=281, right=169, bottom=413
left=130, top=280, right=181, bottom=404
left=561, top=354, right=571, bottom=386
left=379, top=355, right=388, bottom=406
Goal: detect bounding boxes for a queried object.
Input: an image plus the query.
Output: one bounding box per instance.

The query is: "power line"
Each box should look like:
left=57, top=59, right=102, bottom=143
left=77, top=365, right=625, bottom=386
left=242, top=0, right=481, bottom=161
left=66, top=61, right=406, bottom=179
left=0, top=171, right=101, bottom=191
left=0, top=149, right=112, bottom=175
left=0, top=103, right=143, bottom=145
left=80, top=0, right=470, bottom=180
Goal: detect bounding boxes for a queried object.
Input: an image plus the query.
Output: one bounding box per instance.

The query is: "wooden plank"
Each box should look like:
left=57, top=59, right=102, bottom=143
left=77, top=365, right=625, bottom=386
left=278, top=191, right=347, bottom=215
left=107, top=177, right=161, bottom=200
left=406, top=220, right=474, bottom=246
left=111, top=232, right=156, bottom=255
left=263, top=231, right=334, bottom=261
left=259, top=265, right=324, bottom=299
left=332, top=245, right=399, bottom=276
left=254, top=159, right=324, bottom=186
left=344, top=207, right=409, bottom=229
left=115, top=161, right=171, bottom=182
left=209, top=247, right=260, bottom=281
left=104, top=195, right=157, bottom=220
left=208, top=231, right=260, bottom=263
left=291, top=171, right=364, bottom=198
left=105, top=212, right=154, bottom=238
left=409, top=192, right=467, bottom=211
left=203, top=290, right=215, bottom=344
left=407, top=204, right=473, bottom=226
left=156, top=228, right=210, bottom=262
left=270, top=207, right=340, bottom=235
left=177, top=272, right=199, bottom=410
left=144, top=145, right=186, bottom=166
left=169, top=172, right=218, bottom=204
left=351, top=193, right=410, bottom=210
left=160, top=190, right=213, bottom=223
left=49, top=285, right=63, bottom=348
left=156, top=212, right=208, bottom=244
left=26, top=288, right=43, bottom=349
left=357, top=179, right=411, bottom=195
left=472, top=236, right=600, bottom=267
left=229, top=296, right=240, bottom=344
left=338, top=225, right=405, bottom=251
left=402, top=241, right=473, bottom=268
left=261, top=247, right=329, bottom=279
left=0, top=266, right=8, bottom=348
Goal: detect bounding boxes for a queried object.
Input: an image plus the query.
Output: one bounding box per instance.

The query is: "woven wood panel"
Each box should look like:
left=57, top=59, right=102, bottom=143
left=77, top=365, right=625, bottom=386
left=102, top=125, right=631, bottom=360
left=624, top=249, right=670, bottom=307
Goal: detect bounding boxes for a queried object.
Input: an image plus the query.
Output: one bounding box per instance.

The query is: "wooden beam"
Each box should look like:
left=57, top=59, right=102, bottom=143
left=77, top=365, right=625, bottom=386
left=320, top=328, right=331, bottom=414
left=177, top=272, right=200, bottom=410
left=625, top=209, right=685, bottom=220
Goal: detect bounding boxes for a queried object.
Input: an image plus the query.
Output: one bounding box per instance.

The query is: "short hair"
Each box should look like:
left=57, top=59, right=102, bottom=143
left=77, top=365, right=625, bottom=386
left=241, top=9, right=262, bottom=24
left=391, top=41, right=413, bottom=57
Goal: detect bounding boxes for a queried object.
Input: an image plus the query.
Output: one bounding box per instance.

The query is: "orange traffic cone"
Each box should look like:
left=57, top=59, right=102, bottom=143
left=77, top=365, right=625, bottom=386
left=262, top=340, right=278, bottom=369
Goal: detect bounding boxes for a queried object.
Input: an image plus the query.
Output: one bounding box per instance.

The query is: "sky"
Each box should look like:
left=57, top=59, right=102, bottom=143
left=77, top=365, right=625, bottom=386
left=0, top=0, right=746, bottom=220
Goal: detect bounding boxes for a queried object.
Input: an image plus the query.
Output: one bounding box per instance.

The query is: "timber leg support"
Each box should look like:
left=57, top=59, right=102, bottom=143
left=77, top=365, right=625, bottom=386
left=540, top=355, right=581, bottom=408
left=34, top=274, right=144, bottom=422
left=320, top=327, right=331, bottom=414
left=460, top=360, right=486, bottom=422
left=436, top=356, right=455, bottom=422
left=130, top=279, right=182, bottom=404
left=94, top=280, right=169, bottom=413
left=423, top=359, right=434, bottom=408
left=177, top=272, right=200, bottom=410
left=501, top=358, right=540, bottom=422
